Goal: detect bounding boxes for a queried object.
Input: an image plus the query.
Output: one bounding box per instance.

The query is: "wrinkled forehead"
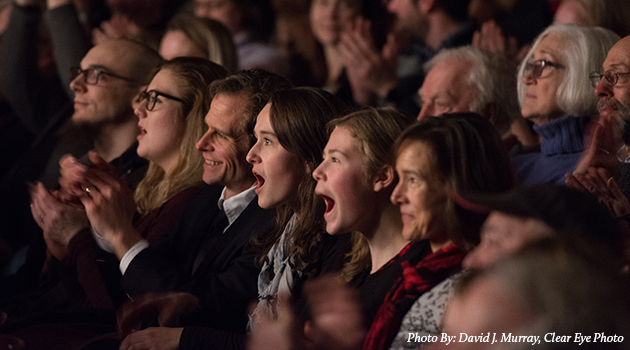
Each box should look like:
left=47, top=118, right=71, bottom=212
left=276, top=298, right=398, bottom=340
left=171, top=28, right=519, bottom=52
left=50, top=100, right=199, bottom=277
left=603, top=38, right=630, bottom=71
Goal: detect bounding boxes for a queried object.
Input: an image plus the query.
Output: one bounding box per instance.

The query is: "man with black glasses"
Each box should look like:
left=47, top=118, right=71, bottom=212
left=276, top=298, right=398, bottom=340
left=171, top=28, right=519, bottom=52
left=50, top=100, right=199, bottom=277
left=0, top=39, right=160, bottom=309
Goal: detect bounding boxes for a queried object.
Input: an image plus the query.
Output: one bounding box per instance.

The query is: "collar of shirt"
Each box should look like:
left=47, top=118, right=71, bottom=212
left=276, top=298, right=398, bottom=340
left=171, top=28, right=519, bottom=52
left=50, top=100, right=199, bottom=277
left=218, top=186, right=257, bottom=231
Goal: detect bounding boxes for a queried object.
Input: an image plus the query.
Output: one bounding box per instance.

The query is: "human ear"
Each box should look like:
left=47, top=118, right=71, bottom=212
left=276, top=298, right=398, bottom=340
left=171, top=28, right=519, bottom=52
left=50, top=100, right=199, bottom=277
left=373, top=165, right=396, bottom=192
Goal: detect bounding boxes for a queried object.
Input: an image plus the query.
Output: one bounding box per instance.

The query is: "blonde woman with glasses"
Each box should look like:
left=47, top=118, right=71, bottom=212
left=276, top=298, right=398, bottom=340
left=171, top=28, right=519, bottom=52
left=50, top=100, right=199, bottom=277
left=36, top=57, right=226, bottom=310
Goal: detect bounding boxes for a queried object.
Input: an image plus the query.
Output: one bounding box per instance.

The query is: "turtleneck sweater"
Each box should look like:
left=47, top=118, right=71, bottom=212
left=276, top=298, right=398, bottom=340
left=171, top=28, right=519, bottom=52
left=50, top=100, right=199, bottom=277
left=514, top=115, right=589, bottom=185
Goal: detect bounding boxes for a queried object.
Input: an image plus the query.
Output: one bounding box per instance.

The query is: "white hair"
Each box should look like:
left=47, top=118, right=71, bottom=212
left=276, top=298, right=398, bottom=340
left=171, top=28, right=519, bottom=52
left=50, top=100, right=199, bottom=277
left=516, top=23, right=620, bottom=118
left=425, top=46, right=519, bottom=135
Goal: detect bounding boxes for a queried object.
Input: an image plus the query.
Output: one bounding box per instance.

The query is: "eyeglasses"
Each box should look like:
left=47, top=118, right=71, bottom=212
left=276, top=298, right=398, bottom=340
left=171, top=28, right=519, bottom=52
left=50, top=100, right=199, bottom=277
left=70, top=66, right=140, bottom=85
left=139, top=90, right=185, bottom=111
left=524, top=59, right=565, bottom=79
left=589, top=71, right=630, bottom=88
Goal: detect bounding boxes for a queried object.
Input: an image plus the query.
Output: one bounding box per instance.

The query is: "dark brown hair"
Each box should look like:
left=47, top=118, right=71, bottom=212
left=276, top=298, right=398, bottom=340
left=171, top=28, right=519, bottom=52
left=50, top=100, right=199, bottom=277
left=207, top=69, right=294, bottom=147
left=394, top=113, right=516, bottom=250
left=256, top=87, right=349, bottom=276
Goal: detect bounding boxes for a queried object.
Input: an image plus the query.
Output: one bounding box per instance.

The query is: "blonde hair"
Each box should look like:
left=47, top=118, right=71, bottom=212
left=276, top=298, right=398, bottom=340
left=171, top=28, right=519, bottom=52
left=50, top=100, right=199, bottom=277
left=166, top=14, right=239, bottom=73
left=326, top=107, right=415, bottom=281
left=134, top=57, right=227, bottom=214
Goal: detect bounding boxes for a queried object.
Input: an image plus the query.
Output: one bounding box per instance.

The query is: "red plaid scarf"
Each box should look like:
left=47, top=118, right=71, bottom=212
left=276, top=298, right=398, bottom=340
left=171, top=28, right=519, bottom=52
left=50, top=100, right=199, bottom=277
left=362, top=243, right=465, bottom=350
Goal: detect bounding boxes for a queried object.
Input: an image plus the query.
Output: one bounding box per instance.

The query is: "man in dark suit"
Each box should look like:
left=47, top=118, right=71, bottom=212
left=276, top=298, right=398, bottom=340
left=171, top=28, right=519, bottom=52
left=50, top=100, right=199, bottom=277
left=109, top=70, right=293, bottom=348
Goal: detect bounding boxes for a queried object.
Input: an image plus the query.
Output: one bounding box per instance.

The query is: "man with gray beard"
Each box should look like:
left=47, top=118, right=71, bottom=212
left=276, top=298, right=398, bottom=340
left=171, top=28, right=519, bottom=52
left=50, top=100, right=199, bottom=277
left=566, top=35, right=630, bottom=217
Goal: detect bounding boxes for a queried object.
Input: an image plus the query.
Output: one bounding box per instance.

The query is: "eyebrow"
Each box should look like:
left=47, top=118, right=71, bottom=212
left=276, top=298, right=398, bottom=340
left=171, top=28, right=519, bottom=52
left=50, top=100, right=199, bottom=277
left=400, top=169, right=420, bottom=177
left=326, top=149, right=346, bottom=157
left=258, top=130, right=276, bottom=138
left=87, top=64, right=112, bottom=72
left=609, top=64, right=630, bottom=71
left=212, top=126, right=235, bottom=139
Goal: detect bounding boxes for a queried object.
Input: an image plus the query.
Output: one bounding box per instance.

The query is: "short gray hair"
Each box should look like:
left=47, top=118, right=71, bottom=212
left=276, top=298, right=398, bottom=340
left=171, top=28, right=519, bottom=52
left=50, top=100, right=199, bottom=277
left=517, top=24, right=620, bottom=118
left=425, top=46, right=519, bottom=135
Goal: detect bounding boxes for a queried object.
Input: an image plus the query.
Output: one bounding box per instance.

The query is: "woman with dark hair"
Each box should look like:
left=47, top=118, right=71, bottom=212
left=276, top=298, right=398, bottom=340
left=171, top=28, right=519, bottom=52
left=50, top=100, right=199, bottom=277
left=246, top=87, right=351, bottom=323
left=363, top=113, right=516, bottom=350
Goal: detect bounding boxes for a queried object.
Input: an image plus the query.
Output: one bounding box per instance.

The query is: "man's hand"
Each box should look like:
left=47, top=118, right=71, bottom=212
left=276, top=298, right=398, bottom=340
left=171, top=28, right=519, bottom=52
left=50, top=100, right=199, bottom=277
left=574, top=117, right=621, bottom=175
left=29, top=182, right=89, bottom=261
left=566, top=167, right=630, bottom=217
left=60, top=151, right=140, bottom=259
left=118, top=292, right=200, bottom=339
left=119, top=327, right=183, bottom=350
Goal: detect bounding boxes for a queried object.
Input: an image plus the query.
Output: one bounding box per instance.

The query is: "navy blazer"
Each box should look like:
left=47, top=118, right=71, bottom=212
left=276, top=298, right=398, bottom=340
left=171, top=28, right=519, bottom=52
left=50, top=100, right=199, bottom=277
left=121, top=184, right=274, bottom=333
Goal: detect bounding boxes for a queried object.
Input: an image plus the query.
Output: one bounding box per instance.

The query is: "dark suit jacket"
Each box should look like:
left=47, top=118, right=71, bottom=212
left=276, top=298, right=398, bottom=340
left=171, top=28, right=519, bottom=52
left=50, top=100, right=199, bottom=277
left=121, top=184, right=274, bottom=333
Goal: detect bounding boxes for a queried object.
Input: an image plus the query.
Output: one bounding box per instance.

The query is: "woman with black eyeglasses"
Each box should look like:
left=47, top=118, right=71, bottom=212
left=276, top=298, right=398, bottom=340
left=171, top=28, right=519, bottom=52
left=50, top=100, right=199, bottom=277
left=513, top=24, right=620, bottom=185
left=48, top=57, right=226, bottom=309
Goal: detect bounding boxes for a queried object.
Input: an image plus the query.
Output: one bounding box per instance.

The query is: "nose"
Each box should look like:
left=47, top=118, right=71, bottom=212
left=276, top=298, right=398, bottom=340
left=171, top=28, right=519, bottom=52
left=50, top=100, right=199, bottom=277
left=523, top=67, right=536, bottom=85
left=70, top=73, right=86, bottom=94
left=594, top=76, right=613, bottom=97
left=390, top=181, right=405, bottom=205
left=134, top=99, right=148, bottom=119
left=196, top=130, right=214, bottom=152
left=312, top=162, right=325, bottom=181
left=417, top=103, right=432, bottom=120
left=246, top=141, right=261, bottom=164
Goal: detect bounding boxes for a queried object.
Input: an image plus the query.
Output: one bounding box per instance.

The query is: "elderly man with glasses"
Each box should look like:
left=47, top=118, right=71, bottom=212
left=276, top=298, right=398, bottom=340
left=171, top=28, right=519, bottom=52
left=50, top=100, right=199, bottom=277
left=567, top=35, right=630, bottom=218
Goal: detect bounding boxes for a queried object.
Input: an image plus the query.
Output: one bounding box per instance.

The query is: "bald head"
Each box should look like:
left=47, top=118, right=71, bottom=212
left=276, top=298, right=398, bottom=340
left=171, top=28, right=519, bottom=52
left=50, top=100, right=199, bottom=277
left=594, top=35, right=630, bottom=123
left=90, top=39, right=163, bottom=85
left=70, top=40, right=162, bottom=127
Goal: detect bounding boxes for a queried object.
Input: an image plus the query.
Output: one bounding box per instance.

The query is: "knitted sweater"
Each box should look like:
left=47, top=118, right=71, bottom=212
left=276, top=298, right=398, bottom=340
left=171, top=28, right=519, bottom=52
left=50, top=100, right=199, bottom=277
left=514, top=115, right=589, bottom=185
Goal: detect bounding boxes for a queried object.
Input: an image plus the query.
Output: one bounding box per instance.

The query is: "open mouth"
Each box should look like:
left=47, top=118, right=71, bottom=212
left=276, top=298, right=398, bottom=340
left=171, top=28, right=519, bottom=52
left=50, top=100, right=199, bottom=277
left=137, top=127, right=147, bottom=140
left=322, top=195, right=335, bottom=214
left=254, top=173, right=265, bottom=191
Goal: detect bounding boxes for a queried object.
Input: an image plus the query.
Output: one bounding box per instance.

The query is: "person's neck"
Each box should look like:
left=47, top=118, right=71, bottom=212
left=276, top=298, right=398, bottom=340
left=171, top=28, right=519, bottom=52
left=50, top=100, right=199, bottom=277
left=365, top=202, right=409, bottom=274
left=93, top=116, right=139, bottom=163
left=323, top=44, right=344, bottom=87
left=224, top=180, right=257, bottom=200
left=425, top=13, right=462, bottom=51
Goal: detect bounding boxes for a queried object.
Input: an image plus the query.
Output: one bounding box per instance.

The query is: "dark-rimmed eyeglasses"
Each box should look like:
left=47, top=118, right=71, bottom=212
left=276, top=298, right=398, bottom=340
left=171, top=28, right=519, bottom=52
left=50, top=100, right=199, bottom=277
left=524, top=59, right=565, bottom=79
left=139, top=90, right=185, bottom=111
left=70, top=66, right=140, bottom=85
left=589, top=71, right=630, bottom=88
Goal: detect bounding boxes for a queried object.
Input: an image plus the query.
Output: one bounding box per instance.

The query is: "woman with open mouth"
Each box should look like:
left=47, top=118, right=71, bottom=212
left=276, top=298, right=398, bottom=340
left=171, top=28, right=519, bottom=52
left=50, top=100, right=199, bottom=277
left=246, top=87, right=351, bottom=325
left=312, top=107, right=429, bottom=323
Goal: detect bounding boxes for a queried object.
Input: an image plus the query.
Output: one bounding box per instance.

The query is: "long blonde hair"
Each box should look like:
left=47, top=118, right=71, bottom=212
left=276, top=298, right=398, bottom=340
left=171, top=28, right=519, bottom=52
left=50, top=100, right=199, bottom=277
left=134, top=57, right=227, bottom=214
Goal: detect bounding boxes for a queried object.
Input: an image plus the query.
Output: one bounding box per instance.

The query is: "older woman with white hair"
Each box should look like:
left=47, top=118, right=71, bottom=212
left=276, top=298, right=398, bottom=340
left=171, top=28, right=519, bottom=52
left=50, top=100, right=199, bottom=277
left=513, top=24, right=620, bottom=185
